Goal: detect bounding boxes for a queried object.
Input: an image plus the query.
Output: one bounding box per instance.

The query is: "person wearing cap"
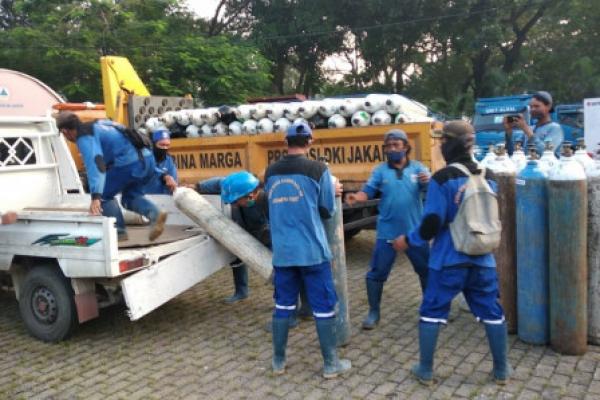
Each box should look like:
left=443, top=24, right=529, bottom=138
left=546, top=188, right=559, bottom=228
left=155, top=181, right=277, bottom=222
left=143, top=129, right=178, bottom=194
left=345, top=129, right=431, bottom=330
left=504, top=91, right=563, bottom=157
left=196, top=173, right=312, bottom=325
left=265, top=122, right=350, bottom=379
left=394, top=121, right=509, bottom=386
left=55, top=112, right=167, bottom=242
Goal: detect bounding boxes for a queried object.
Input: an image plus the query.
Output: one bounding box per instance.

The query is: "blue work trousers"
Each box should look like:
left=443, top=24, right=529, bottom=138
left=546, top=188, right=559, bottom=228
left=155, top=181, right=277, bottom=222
left=419, top=265, right=505, bottom=325
left=273, top=262, right=337, bottom=319
left=366, top=239, right=429, bottom=291
left=102, top=155, right=160, bottom=232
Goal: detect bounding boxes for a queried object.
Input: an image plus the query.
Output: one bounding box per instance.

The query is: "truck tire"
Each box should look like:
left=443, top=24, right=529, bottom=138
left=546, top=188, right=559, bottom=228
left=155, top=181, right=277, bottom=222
left=18, top=266, right=78, bottom=342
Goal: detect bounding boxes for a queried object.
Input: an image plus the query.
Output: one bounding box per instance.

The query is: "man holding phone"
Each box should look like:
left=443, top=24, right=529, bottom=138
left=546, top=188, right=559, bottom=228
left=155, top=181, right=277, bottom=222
left=503, top=91, right=563, bottom=157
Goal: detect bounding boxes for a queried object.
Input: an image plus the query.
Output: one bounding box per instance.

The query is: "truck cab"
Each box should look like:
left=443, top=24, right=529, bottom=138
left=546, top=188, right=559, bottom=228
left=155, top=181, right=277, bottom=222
left=473, top=94, right=532, bottom=159
left=553, top=103, right=584, bottom=145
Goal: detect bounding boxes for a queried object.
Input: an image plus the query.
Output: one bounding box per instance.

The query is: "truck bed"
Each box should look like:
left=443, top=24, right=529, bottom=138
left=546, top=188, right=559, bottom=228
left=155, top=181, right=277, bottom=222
left=118, top=225, right=201, bottom=248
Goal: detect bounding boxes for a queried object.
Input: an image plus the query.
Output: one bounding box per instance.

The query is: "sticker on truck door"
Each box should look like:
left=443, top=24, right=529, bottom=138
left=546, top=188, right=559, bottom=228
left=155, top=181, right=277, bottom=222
left=32, top=234, right=101, bottom=247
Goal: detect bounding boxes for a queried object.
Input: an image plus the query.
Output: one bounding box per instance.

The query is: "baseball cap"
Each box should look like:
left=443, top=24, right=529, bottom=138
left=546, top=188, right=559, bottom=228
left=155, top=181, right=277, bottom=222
left=532, top=91, right=553, bottom=106
left=152, top=129, right=170, bottom=143
left=442, top=120, right=475, bottom=139
left=384, top=129, right=408, bottom=143
left=286, top=122, right=312, bottom=138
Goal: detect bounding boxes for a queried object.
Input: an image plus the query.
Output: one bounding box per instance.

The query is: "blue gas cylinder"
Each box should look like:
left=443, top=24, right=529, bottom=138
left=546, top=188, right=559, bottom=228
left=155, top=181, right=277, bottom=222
left=516, top=160, right=549, bottom=344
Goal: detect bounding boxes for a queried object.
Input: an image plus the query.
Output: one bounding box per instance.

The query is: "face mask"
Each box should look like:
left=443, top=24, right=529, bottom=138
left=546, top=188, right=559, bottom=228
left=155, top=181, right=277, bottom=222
left=387, top=150, right=406, bottom=163
left=153, top=147, right=168, bottom=162
left=244, top=199, right=256, bottom=208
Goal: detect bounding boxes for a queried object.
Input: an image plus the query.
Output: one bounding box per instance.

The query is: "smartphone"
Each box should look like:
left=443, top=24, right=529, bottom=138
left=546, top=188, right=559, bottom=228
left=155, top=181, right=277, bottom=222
left=506, top=114, right=521, bottom=123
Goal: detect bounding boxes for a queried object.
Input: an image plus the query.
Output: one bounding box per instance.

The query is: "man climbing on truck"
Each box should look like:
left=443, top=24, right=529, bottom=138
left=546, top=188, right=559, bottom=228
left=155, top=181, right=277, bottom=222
left=56, top=112, right=167, bottom=241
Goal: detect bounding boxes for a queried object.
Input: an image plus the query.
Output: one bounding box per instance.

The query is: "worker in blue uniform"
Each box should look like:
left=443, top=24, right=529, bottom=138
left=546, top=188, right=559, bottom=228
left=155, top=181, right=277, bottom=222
left=196, top=174, right=311, bottom=326
left=394, top=120, right=509, bottom=385
left=265, top=122, right=351, bottom=379
left=504, top=91, right=563, bottom=157
left=345, top=129, right=430, bottom=330
left=221, top=171, right=270, bottom=303
left=56, top=112, right=167, bottom=242
left=143, top=129, right=178, bottom=194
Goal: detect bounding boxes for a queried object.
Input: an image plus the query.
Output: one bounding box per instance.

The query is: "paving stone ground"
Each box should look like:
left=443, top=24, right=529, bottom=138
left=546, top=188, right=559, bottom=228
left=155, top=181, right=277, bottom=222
left=1, top=231, right=600, bottom=399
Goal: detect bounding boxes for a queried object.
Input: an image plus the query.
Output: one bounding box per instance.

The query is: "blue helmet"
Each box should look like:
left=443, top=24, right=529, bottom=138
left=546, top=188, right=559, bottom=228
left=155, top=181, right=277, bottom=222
left=221, top=171, right=260, bottom=204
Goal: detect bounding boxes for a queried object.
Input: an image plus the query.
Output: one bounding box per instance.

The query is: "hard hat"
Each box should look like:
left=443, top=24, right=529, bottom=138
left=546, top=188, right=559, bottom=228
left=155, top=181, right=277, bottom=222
left=221, top=171, right=260, bottom=204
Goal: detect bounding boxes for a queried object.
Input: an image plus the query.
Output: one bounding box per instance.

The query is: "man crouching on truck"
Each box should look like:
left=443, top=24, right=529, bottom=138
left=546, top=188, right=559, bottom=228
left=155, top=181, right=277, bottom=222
left=346, top=129, right=430, bottom=330
left=56, top=112, right=167, bottom=242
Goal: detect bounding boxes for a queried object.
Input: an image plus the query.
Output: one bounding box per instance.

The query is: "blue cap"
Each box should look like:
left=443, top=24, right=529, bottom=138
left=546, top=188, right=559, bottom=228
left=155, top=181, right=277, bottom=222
left=286, top=122, right=312, bottom=138
left=384, top=129, right=408, bottom=143
left=152, top=129, right=170, bottom=143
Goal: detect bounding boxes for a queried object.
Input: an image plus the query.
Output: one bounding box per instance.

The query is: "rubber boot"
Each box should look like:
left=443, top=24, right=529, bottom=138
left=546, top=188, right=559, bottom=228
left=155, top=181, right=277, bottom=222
left=272, top=317, right=289, bottom=375
left=315, top=318, right=351, bottom=379
left=264, top=315, right=298, bottom=332
left=362, top=279, right=383, bottom=330
left=224, top=265, right=249, bottom=303
left=485, top=322, right=510, bottom=385
left=411, top=321, right=440, bottom=386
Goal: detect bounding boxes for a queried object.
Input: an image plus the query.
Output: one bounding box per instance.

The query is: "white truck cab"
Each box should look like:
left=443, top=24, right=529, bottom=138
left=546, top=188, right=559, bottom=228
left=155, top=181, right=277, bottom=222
left=0, top=116, right=234, bottom=342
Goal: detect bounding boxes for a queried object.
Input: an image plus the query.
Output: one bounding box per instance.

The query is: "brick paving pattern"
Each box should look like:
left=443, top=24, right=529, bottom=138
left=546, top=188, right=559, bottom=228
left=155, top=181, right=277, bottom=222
left=1, top=231, right=600, bottom=399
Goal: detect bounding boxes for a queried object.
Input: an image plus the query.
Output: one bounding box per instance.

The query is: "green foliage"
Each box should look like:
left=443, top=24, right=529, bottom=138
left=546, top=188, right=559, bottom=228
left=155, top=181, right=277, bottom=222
left=1, top=0, right=598, bottom=115
left=0, top=0, right=271, bottom=104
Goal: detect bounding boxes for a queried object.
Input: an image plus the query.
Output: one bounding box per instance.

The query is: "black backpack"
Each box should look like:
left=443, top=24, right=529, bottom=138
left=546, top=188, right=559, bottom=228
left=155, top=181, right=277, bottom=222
left=115, top=125, right=153, bottom=150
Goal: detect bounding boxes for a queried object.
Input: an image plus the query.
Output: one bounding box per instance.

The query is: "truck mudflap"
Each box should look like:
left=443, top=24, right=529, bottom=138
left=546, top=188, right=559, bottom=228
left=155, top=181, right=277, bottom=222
left=120, top=235, right=235, bottom=320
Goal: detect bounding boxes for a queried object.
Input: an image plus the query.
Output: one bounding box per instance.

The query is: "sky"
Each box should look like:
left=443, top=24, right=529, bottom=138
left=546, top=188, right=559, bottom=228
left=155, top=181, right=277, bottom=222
left=185, top=0, right=219, bottom=19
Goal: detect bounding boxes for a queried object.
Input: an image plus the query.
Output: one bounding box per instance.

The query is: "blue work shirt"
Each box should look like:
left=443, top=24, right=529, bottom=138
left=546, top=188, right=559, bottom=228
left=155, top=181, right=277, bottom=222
left=407, top=161, right=498, bottom=271
left=362, top=160, right=429, bottom=240
left=76, top=120, right=150, bottom=198
left=506, top=121, right=563, bottom=157
left=143, top=155, right=178, bottom=194
left=265, top=154, right=335, bottom=267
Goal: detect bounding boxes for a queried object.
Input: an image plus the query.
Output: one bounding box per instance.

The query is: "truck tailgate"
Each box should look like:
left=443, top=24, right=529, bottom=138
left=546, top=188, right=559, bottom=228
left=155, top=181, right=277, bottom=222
left=120, top=234, right=235, bottom=320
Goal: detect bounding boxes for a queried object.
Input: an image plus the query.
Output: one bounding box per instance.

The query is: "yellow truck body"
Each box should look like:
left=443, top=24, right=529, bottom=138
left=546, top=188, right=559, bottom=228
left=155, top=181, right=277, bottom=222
left=170, top=122, right=444, bottom=192
left=62, top=56, right=445, bottom=235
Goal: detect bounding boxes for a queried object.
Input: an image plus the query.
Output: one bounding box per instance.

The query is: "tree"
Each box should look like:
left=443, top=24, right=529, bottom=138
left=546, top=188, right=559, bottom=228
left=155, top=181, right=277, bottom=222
left=0, top=0, right=271, bottom=105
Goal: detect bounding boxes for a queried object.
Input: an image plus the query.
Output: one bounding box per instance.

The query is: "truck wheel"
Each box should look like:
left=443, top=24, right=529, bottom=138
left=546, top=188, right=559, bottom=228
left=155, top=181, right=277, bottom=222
left=18, top=266, right=78, bottom=342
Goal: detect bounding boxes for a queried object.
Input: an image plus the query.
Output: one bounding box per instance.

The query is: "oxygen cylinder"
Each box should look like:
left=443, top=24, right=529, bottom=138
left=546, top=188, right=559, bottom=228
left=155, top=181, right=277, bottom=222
left=511, top=141, right=528, bottom=173
left=479, top=145, right=496, bottom=168
left=516, top=160, right=549, bottom=344
left=548, top=143, right=587, bottom=355
left=538, top=141, right=559, bottom=176
left=488, top=144, right=517, bottom=333
left=574, top=137, right=595, bottom=174
left=588, top=161, right=600, bottom=344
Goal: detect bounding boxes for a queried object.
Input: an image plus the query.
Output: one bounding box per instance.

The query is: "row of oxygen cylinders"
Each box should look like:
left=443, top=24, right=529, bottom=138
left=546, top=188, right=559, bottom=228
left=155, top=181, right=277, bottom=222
left=481, top=138, right=598, bottom=355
